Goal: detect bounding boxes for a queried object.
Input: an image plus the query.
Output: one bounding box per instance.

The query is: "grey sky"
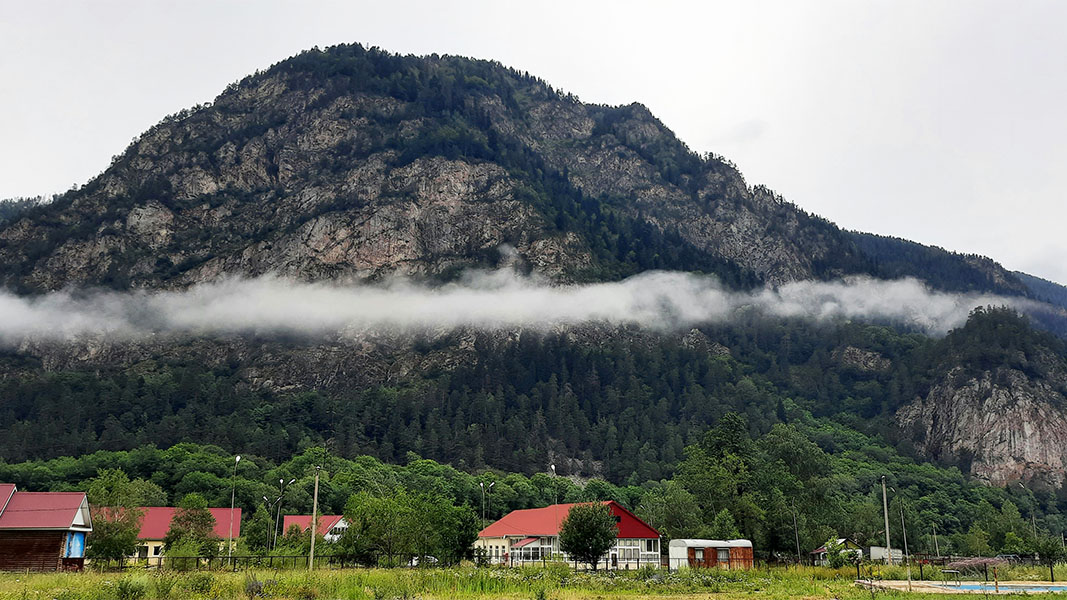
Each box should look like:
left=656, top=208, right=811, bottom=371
left=2, top=0, right=1065, bottom=283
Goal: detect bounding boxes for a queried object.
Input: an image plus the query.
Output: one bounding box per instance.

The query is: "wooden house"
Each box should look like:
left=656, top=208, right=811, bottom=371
left=0, top=484, right=92, bottom=571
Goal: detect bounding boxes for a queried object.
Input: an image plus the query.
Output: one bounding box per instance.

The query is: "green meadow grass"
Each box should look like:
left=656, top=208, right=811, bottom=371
left=2, top=564, right=1067, bottom=600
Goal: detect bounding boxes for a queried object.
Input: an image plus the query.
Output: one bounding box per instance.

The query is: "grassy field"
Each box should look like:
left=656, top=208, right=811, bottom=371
left=2, top=564, right=1067, bottom=600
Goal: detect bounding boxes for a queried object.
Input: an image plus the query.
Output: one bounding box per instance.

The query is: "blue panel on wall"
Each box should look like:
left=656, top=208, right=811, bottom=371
left=64, top=532, right=85, bottom=558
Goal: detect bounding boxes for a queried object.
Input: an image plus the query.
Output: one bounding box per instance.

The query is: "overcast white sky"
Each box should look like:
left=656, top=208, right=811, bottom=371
left=2, top=0, right=1065, bottom=283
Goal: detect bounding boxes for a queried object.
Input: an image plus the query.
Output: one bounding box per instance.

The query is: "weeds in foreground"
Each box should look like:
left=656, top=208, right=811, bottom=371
left=3, top=564, right=1050, bottom=600
left=116, top=577, right=147, bottom=600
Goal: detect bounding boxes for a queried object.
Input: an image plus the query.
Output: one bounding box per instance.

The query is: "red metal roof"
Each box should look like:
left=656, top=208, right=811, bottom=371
left=282, top=515, right=344, bottom=536
left=137, top=507, right=242, bottom=540
left=0, top=487, right=88, bottom=530
left=511, top=536, right=539, bottom=548
left=479, top=501, right=659, bottom=539
left=0, top=485, right=15, bottom=514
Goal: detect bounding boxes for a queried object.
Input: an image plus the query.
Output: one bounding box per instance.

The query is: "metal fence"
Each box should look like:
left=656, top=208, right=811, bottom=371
left=93, top=555, right=374, bottom=571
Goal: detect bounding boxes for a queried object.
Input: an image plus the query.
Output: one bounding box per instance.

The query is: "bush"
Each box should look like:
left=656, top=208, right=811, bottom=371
left=164, top=539, right=204, bottom=571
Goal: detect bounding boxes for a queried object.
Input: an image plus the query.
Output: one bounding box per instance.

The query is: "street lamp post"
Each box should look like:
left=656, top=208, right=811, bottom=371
left=550, top=464, right=557, bottom=505
left=228, top=455, right=241, bottom=566
left=272, top=478, right=296, bottom=551
left=1019, top=483, right=1038, bottom=538
left=263, top=495, right=280, bottom=552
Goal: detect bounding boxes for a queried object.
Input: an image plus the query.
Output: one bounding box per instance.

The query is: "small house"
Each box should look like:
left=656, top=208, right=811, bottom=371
left=667, top=539, right=754, bottom=570
left=810, top=538, right=863, bottom=566
left=476, top=501, right=661, bottom=569
left=0, top=484, right=92, bottom=572
left=281, top=515, right=348, bottom=542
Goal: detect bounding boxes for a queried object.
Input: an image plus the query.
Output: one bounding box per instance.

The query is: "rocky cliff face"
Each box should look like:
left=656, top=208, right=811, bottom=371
left=897, top=311, right=1067, bottom=488
left=898, top=364, right=1067, bottom=487
left=0, top=45, right=872, bottom=293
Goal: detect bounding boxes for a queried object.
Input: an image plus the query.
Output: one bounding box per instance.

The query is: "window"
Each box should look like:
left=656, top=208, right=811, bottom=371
left=695, top=549, right=704, bottom=560
left=718, top=548, right=730, bottom=563
left=646, top=539, right=655, bottom=552
left=153, top=546, right=162, bottom=556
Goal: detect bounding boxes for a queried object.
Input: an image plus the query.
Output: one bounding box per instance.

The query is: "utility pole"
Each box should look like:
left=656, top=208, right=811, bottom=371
left=881, top=476, right=893, bottom=565
left=791, top=502, right=802, bottom=566
left=309, top=442, right=329, bottom=571
left=932, top=523, right=940, bottom=558
left=228, top=455, right=241, bottom=566
left=308, top=466, right=320, bottom=571
left=900, top=500, right=911, bottom=592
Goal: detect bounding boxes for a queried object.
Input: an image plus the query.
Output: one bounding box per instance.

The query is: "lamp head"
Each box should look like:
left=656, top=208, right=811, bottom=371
left=235, top=455, right=241, bottom=463
left=489, top=482, right=495, bottom=489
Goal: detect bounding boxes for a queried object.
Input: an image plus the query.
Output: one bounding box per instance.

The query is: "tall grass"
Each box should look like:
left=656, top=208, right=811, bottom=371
left=2, top=564, right=1054, bottom=600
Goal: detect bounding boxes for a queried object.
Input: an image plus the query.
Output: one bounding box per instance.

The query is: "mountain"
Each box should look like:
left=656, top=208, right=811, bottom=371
left=0, top=45, right=884, bottom=292
left=1015, top=271, right=1067, bottom=312
left=2, top=43, right=1067, bottom=491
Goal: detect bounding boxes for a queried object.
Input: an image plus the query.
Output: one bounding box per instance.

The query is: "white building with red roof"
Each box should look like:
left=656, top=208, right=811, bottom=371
left=476, top=501, right=661, bottom=569
left=282, top=515, right=348, bottom=542
left=132, top=506, right=242, bottom=560
left=0, top=484, right=92, bottom=572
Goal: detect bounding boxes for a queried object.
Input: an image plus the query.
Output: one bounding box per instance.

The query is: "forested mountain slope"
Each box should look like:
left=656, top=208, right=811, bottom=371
left=2, top=43, right=1067, bottom=496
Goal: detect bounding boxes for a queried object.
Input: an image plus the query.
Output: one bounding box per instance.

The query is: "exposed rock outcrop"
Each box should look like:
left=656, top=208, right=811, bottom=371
left=898, top=359, right=1067, bottom=488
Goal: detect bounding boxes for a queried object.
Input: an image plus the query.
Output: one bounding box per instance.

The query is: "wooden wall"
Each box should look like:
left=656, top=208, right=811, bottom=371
left=685, top=545, right=754, bottom=569
left=0, top=531, right=65, bottom=571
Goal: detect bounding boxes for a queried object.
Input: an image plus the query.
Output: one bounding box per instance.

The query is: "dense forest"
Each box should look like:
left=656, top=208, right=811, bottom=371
left=2, top=410, right=1061, bottom=560
left=0, top=308, right=1057, bottom=482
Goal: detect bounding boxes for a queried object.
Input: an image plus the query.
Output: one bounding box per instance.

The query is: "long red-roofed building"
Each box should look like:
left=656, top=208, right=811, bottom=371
left=0, top=484, right=92, bottom=572
left=476, top=501, right=660, bottom=569
left=133, top=506, right=241, bottom=560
